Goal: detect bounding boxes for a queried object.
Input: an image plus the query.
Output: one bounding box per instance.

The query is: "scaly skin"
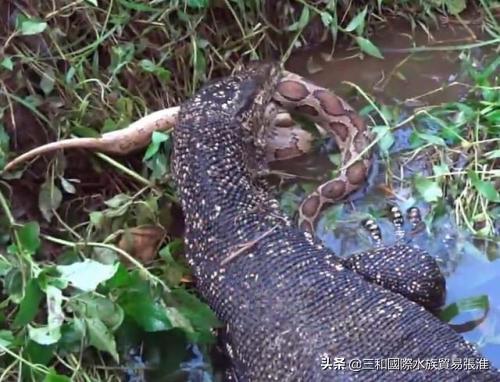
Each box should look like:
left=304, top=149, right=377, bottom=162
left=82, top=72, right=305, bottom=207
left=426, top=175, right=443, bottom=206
left=172, top=63, right=498, bottom=381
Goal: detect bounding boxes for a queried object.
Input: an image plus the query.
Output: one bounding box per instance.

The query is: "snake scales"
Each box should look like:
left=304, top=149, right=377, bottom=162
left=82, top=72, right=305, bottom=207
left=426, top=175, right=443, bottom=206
left=265, top=71, right=372, bottom=233
left=4, top=71, right=371, bottom=237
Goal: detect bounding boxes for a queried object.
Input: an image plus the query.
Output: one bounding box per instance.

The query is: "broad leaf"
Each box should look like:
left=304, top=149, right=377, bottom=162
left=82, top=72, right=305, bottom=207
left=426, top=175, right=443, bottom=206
left=187, top=0, right=208, bottom=8
left=18, top=17, right=48, bottom=35
left=1, top=56, right=13, bottom=71
left=38, top=180, right=63, bottom=222
left=13, top=279, right=43, bottom=327
left=287, top=6, right=310, bottom=31
left=144, top=131, right=170, bottom=161
left=56, top=260, right=118, bottom=292
left=43, top=370, right=72, bottom=382
left=355, top=36, right=383, bottom=59
left=28, top=325, right=61, bottom=345
left=345, top=6, right=367, bottom=34
left=372, top=125, right=394, bottom=154
left=0, top=330, right=14, bottom=348
left=468, top=171, right=500, bottom=202
left=18, top=221, right=41, bottom=254
left=414, top=176, right=442, bottom=202
left=86, top=317, right=119, bottom=362
left=119, top=290, right=172, bottom=332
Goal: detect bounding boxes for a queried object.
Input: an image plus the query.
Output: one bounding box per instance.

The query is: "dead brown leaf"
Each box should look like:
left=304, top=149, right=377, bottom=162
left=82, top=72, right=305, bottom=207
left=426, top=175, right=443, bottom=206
left=118, top=225, right=165, bottom=265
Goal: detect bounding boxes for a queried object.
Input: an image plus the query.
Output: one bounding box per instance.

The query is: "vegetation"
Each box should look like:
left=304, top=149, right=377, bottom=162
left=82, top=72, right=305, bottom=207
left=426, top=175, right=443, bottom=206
left=0, top=0, right=498, bottom=380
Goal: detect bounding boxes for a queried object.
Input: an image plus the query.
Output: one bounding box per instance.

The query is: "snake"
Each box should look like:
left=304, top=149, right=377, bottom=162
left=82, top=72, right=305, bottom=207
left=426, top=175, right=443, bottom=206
left=3, top=69, right=372, bottom=235
left=265, top=70, right=373, bottom=233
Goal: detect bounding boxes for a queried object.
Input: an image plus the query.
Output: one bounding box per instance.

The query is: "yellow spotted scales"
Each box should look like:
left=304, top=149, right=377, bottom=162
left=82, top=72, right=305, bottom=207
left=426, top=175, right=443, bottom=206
left=172, top=63, right=498, bottom=381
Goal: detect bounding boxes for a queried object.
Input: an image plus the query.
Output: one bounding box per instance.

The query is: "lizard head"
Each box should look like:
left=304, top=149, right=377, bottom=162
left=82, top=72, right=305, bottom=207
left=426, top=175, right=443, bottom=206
left=179, top=61, right=282, bottom=136
left=176, top=62, right=282, bottom=174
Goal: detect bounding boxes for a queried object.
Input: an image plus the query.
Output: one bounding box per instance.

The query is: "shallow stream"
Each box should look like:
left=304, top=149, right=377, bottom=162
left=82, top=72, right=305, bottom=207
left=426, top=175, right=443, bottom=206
left=276, top=17, right=500, bottom=367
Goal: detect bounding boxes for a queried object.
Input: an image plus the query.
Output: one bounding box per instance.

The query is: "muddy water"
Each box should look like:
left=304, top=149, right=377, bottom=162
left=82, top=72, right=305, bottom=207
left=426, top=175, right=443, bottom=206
left=279, top=19, right=500, bottom=367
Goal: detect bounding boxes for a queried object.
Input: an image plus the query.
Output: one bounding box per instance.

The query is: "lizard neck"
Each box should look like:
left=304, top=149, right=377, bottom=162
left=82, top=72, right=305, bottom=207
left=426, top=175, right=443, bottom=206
left=172, top=63, right=286, bottom=282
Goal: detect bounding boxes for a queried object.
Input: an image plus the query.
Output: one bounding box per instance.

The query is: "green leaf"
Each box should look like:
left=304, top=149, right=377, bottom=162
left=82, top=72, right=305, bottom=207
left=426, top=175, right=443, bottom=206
left=18, top=17, right=48, bottom=36
left=73, top=294, right=124, bottom=331
left=105, top=263, right=131, bottom=288
left=116, top=97, right=134, bottom=119
left=117, top=0, right=157, bottom=11
left=86, top=317, right=119, bottom=362
left=27, top=287, right=64, bottom=346
left=171, top=288, right=221, bottom=343
left=65, top=66, right=76, bottom=84
left=145, top=152, right=169, bottom=180
left=143, top=131, right=170, bottom=161
left=414, top=175, right=443, bottom=202
left=22, top=341, right=55, bottom=373
left=40, top=69, right=55, bottom=95
left=414, top=131, right=446, bottom=146
left=139, top=59, right=156, bottom=72
left=0, top=330, right=14, bottom=348
left=355, top=36, right=383, bottom=59
left=89, top=211, right=104, bottom=229
left=59, top=177, right=76, bottom=194
left=444, top=0, right=466, bottom=15
left=0, top=124, right=10, bottom=169
left=46, top=286, right=64, bottom=332
left=38, top=179, right=63, bottom=222
left=13, top=279, right=43, bottom=327
left=141, top=61, right=171, bottom=81
left=485, top=149, right=500, bottom=160
left=5, top=268, right=24, bottom=303
left=186, top=0, right=208, bottom=8
left=119, top=288, right=171, bottom=332
left=286, top=6, right=310, bottom=31
left=191, top=41, right=206, bottom=85
left=109, top=43, right=135, bottom=76
left=279, top=186, right=301, bottom=217
left=320, top=12, right=333, bottom=27
left=468, top=171, right=500, bottom=202
left=439, top=295, right=489, bottom=322
left=372, top=125, right=394, bottom=155
left=155, top=67, right=171, bottom=82
left=28, top=325, right=61, bottom=345
left=84, top=0, right=98, bottom=6
left=43, top=370, right=72, bottom=382
left=71, top=125, right=99, bottom=138
left=165, top=307, right=195, bottom=333
left=323, top=204, right=344, bottom=230
left=18, top=221, right=41, bottom=254
left=345, top=6, right=367, bottom=34
left=117, top=272, right=172, bottom=332
left=160, top=239, right=184, bottom=258
left=0, top=256, right=11, bottom=276
left=1, top=56, right=13, bottom=71
left=56, top=260, right=119, bottom=292
left=58, top=319, right=85, bottom=353
left=159, top=240, right=187, bottom=286
left=432, top=163, right=449, bottom=177
left=104, top=193, right=131, bottom=208
left=485, top=108, right=500, bottom=125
